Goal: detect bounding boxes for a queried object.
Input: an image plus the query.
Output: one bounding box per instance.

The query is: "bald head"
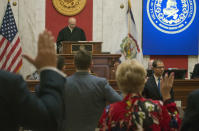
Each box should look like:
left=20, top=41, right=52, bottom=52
left=68, top=17, right=76, bottom=29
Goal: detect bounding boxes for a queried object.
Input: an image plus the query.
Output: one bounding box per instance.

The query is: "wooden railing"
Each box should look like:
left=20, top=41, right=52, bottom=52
left=173, top=79, right=199, bottom=108
left=27, top=79, right=199, bottom=108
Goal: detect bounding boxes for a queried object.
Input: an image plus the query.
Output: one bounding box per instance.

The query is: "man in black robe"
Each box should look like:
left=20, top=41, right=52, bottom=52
left=56, top=17, right=86, bottom=53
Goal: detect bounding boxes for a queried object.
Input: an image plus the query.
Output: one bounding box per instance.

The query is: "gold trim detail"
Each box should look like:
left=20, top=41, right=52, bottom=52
left=52, top=0, right=87, bottom=16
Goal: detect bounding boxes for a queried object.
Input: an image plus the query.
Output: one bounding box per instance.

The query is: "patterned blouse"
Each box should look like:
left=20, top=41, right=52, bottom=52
left=99, top=94, right=181, bottom=131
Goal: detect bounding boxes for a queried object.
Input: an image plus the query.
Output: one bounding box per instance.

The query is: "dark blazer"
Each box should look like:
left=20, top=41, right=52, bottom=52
left=0, top=70, right=66, bottom=131
left=143, top=75, right=174, bottom=101
left=191, top=63, right=199, bottom=79
left=56, top=26, right=86, bottom=53
left=64, top=72, right=122, bottom=131
left=181, top=89, right=199, bottom=131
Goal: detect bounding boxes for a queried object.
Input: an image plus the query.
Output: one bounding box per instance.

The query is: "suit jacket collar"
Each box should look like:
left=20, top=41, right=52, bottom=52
left=66, top=26, right=78, bottom=32
left=151, top=75, right=158, bottom=87
left=74, top=71, right=89, bottom=75
left=151, top=75, right=162, bottom=99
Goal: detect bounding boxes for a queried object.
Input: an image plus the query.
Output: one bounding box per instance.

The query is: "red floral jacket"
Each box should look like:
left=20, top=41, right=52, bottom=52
left=99, top=94, right=181, bottom=131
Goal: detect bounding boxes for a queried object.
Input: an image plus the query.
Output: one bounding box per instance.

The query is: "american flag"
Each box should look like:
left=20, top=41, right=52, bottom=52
left=0, top=1, right=22, bottom=73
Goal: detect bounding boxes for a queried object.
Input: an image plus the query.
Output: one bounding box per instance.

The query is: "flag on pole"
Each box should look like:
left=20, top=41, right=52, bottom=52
left=0, top=1, right=22, bottom=73
left=120, top=0, right=143, bottom=63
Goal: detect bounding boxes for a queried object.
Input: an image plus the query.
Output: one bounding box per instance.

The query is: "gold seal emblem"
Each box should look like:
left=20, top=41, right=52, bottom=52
left=52, top=0, right=87, bottom=16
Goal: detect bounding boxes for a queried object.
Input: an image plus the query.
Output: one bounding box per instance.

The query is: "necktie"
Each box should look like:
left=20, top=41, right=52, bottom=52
left=157, top=77, right=161, bottom=96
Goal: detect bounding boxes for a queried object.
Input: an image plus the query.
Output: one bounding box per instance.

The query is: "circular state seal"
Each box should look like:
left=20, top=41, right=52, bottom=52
left=147, top=0, right=196, bottom=34
left=52, top=0, right=87, bottom=16
left=120, top=36, right=137, bottom=60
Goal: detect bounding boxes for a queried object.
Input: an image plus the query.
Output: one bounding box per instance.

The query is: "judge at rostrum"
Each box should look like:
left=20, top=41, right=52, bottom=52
left=56, top=17, right=86, bottom=53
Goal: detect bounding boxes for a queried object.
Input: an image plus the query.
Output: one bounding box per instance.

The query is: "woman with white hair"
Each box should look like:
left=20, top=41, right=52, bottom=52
left=99, top=59, right=181, bottom=131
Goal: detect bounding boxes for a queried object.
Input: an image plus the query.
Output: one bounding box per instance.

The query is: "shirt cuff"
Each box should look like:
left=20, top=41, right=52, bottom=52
left=39, top=66, right=67, bottom=77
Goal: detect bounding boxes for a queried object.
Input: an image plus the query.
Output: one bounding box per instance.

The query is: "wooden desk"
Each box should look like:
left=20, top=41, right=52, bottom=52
left=26, top=80, right=119, bottom=92
left=27, top=80, right=38, bottom=93
left=58, top=41, right=121, bottom=80
left=173, top=79, right=199, bottom=108
left=27, top=79, right=199, bottom=108
left=60, top=41, right=102, bottom=54
left=58, top=54, right=121, bottom=80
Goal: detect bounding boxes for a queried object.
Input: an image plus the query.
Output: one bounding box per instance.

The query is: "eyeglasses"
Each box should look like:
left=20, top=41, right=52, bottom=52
left=155, top=66, right=165, bottom=69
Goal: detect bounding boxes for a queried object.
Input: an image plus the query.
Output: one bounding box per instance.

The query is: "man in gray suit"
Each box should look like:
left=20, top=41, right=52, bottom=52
left=64, top=49, right=122, bottom=131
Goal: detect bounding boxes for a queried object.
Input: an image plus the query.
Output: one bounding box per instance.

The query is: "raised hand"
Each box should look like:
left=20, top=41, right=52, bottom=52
left=160, top=72, right=175, bottom=101
left=23, top=30, right=56, bottom=69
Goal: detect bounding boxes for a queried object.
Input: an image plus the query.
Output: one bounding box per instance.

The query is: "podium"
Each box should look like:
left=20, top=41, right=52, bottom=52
left=58, top=41, right=121, bottom=80
left=60, top=41, right=102, bottom=54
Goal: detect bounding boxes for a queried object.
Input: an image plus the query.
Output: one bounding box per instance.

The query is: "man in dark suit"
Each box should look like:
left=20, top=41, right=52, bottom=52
left=56, top=17, right=86, bottom=53
left=191, top=63, right=199, bottom=79
left=143, top=59, right=174, bottom=100
left=181, top=89, right=199, bottom=131
left=0, top=30, right=66, bottom=131
left=63, top=49, right=122, bottom=131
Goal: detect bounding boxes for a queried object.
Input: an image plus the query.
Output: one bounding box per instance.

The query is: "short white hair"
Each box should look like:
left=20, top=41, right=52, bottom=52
left=116, top=59, right=146, bottom=94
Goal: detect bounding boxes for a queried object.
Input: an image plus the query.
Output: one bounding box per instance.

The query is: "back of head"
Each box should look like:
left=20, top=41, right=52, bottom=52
left=116, top=59, right=146, bottom=94
left=74, top=49, right=92, bottom=70
left=57, top=56, right=65, bottom=71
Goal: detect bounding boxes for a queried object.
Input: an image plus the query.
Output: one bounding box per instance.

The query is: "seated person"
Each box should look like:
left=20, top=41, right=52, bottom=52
left=26, top=56, right=66, bottom=81
left=34, top=55, right=66, bottom=95
left=26, top=70, right=40, bottom=80
left=143, top=59, right=174, bottom=101
left=191, top=63, right=199, bottom=79
left=99, top=59, right=181, bottom=131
